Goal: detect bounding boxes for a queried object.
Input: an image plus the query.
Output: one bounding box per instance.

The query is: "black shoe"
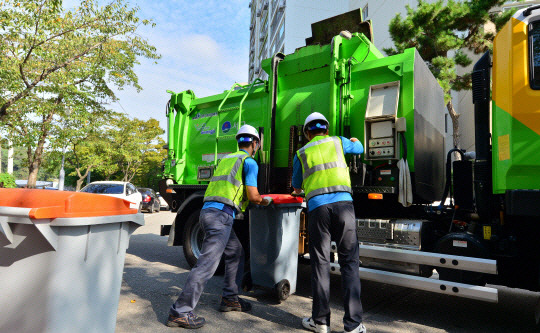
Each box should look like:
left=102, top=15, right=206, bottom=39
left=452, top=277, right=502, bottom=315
left=166, top=312, right=205, bottom=329
left=219, top=297, right=252, bottom=312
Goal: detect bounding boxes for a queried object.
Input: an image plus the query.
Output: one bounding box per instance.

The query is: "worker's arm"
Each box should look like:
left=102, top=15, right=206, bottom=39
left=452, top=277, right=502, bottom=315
left=246, top=186, right=271, bottom=205
left=243, top=157, right=271, bottom=205
left=341, top=136, right=364, bottom=155
left=291, top=155, right=304, bottom=196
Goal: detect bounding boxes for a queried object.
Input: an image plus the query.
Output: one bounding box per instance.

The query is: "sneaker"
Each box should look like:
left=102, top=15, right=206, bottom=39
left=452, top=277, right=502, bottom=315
left=219, top=297, right=252, bottom=312
left=345, top=323, right=367, bottom=333
left=302, top=317, right=329, bottom=333
left=166, top=312, right=205, bottom=329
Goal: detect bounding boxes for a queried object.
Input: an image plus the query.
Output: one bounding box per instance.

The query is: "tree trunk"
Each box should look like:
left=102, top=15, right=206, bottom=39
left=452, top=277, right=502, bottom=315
left=27, top=162, right=39, bottom=188
left=446, top=99, right=461, bottom=150
left=75, top=165, right=91, bottom=191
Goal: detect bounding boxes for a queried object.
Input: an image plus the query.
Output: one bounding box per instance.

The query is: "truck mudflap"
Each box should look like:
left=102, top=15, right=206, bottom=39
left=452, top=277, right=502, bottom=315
left=330, top=243, right=499, bottom=303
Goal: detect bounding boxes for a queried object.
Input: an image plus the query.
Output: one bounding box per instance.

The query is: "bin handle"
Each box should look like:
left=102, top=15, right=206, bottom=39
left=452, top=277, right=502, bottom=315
left=0, top=218, right=14, bottom=244
left=0, top=207, right=59, bottom=250
left=0, top=205, right=64, bottom=219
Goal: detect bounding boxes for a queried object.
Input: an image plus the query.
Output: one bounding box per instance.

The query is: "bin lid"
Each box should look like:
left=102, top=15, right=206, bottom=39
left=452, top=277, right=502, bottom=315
left=262, top=194, right=304, bottom=205
left=0, top=189, right=137, bottom=219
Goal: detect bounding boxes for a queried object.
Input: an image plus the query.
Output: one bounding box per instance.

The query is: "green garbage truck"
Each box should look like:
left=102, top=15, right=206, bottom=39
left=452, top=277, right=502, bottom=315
left=159, top=7, right=540, bottom=310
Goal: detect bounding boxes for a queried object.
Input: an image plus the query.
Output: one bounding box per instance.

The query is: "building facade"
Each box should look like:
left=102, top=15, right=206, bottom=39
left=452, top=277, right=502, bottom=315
left=248, top=0, right=539, bottom=154
left=248, top=0, right=362, bottom=82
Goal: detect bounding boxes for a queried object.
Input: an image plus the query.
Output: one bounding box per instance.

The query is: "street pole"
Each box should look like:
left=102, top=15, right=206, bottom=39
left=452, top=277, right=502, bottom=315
left=58, top=146, right=65, bottom=191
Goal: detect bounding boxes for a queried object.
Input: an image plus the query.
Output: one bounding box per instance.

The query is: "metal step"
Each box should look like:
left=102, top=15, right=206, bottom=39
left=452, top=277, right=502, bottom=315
left=330, top=242, right=497, bottom=274
left=219, top=106, right=240, bottom=113
left=329, top=263, right=498, bottom=303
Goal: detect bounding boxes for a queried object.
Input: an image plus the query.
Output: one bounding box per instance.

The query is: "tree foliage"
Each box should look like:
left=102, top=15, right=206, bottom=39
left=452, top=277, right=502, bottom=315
left=0, top=0, right=160, bottom=187
left=64, top=115, right=166, bottom=190
left=0, top=172, right=16, bottom=188
left=384, top=0, right=517, bottom=148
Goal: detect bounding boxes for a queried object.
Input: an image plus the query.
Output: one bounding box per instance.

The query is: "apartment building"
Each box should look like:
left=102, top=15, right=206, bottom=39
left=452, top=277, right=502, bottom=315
left=248, top=0, right=362, bottom=81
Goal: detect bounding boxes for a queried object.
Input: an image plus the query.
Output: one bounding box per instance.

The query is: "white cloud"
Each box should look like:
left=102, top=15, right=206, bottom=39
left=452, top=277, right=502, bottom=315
left=101, top=0, right=251, bottom=131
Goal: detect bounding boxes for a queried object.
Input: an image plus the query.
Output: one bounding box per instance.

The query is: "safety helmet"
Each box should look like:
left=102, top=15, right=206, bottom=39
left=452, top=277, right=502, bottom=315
left=303, top=112, right=329, bottom=135
left=236, top=124, right=260, bottom=143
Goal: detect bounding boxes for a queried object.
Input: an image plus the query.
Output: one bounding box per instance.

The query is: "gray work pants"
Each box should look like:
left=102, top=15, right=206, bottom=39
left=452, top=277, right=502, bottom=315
left=308, top=201, right=363, bottom=332
left=170, top=208, right=244, bottom=315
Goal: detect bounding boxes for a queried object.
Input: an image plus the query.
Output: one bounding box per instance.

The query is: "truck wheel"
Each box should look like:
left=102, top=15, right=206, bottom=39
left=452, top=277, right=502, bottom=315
left=183, top=209, right=204, bottom=268
left=435, top=232, right=488, bottom=286
left=182, top=209, right=225, bottom=273
left=275, top=279, right=290, bottom=302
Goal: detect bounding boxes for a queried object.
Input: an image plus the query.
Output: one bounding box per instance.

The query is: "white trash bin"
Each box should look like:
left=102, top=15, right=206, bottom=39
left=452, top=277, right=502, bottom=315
left=0, top=189, right=144, bottom=333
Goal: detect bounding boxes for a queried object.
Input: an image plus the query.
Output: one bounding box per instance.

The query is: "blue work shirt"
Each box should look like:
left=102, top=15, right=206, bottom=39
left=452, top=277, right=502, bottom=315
left=292, top=136, right=363, bottom=212
left=203, top=149, right=259, bottom=218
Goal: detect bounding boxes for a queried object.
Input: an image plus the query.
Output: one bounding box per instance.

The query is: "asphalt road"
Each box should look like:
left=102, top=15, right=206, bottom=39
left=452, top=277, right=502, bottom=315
left=116, top=211, right=540, bottom=333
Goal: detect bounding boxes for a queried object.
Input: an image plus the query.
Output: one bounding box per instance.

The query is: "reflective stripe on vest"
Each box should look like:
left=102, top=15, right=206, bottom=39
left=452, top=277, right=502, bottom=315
left=297, top=136, right=352, bottom=201
left=203, top=151, right=250, bottom=212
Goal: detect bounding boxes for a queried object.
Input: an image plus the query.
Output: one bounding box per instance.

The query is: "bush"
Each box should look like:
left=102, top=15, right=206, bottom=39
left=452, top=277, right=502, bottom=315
left=0, top=173, right=16, bottom=188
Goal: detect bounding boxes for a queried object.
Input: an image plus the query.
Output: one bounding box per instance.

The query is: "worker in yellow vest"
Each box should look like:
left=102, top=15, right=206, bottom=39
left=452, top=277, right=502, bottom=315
left=167, top=124, right=272, bottom=329
left=293, top=112, right=366, bottom=333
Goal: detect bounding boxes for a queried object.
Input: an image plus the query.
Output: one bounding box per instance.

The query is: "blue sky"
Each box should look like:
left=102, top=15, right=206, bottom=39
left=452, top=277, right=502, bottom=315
left=66, top=0, right=251, bottom=131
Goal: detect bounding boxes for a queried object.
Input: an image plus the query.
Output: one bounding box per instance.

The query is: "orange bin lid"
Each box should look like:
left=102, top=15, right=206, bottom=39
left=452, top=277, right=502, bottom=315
left=262, top=194, right=304, bottom=205
left=0, top=188, right=137, bottom=219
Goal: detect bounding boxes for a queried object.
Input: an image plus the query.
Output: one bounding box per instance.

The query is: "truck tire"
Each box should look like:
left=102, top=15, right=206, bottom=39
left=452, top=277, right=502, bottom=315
left=182, top=209, right=224, bottom=273
left=183, top=209, right=204, bottom=268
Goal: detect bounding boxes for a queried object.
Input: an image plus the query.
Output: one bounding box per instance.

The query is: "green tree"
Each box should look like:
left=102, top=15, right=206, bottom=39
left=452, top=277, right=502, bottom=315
left=0, top=173, right=16, bottom=188
left=131, top=136, right=167, bottom=189
left=384, top=0, right=517, bottom=148
left=0, top=0, right=160, bottom=187
left=107, top=115, right=165, bottom=183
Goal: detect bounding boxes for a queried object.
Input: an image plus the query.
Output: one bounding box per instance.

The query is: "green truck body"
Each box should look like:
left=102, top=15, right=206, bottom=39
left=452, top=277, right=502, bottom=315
left=159, top=8, right=540, bottom=310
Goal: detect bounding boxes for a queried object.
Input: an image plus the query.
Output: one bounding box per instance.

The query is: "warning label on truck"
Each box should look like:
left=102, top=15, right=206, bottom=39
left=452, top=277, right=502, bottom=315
left=453, top=240, right=468, bottom=248
left=202, top=153, right=231, bottom=162
left=498, top=134, right=510, bottom=161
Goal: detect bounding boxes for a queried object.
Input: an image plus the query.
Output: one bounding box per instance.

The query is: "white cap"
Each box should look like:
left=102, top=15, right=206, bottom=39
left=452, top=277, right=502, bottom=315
left=303, top=112, right=329, bottom=135
left=236, top=124, right=260, bottom=142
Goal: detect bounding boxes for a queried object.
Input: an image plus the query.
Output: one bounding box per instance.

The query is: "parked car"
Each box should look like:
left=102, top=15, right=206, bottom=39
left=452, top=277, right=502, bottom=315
left=156, top=192, right=169, bottom=210
left=137, top=188, right=160, bottom=213
left=80, top=181, right=143, bottom=211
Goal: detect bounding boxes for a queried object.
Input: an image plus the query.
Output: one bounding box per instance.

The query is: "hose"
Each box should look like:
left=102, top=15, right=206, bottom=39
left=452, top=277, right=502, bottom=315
left=439, top=148, right=465, bottom=207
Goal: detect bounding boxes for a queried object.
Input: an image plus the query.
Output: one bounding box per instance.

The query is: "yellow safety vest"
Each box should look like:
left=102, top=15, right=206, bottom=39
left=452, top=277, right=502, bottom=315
left=296, top=135, right=352, bottom=201
left=203, top=151, right=250, bottom=212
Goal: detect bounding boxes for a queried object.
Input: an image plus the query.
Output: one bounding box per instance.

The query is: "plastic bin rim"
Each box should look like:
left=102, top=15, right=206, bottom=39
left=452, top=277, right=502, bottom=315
left=0, top=188, right=138, bottom=219
left=262, top=194, right=304, bottom=205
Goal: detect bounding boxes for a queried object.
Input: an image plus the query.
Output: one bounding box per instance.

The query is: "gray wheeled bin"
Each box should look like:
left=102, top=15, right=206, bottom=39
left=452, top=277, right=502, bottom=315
left=247, top=194, right=304, bottom=302
left=0, top=188, right=144, bottom=333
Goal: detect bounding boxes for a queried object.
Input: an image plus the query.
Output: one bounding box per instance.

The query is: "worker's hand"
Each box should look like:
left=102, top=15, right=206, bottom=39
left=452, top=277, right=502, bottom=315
left=261, top=196, right=273, bottom=206
left=350, top=137, right=359, bottom=142
left=291, top=189, right=305, bottom=197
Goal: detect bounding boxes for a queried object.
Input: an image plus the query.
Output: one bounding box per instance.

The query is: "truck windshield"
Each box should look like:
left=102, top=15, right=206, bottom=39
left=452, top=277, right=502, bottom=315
left=530, top=20, right=540, bottom=89
left=80, top=184, right=124, bottom=194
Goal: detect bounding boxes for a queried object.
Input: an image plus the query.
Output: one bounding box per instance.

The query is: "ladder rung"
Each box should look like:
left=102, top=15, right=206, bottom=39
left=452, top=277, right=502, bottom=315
left=219, top=106, right=240, bottom=112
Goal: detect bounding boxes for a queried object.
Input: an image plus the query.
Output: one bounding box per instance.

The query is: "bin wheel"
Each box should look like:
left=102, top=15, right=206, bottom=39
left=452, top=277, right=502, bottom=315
left=275, top=279, right=290, bottom=302
left=241, top=272, right=253, bottom=292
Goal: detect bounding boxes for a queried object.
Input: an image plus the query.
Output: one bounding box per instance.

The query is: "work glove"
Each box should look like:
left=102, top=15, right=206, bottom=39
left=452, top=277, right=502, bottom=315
left=262, top=196, right=273, bottom=206
left=291, top=190, right=305, bottom=197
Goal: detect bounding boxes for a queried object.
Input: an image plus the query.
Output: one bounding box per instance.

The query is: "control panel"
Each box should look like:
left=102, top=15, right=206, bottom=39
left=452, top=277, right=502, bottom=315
left=364, top=81, right=401, bottom=161
left=369, top=146, right=394, bottom=158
